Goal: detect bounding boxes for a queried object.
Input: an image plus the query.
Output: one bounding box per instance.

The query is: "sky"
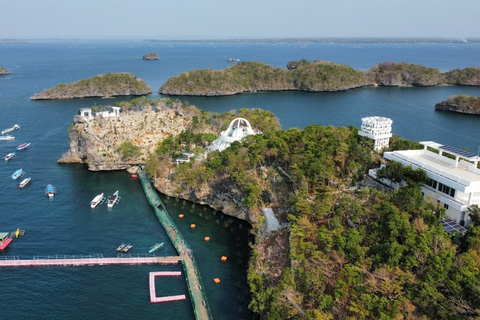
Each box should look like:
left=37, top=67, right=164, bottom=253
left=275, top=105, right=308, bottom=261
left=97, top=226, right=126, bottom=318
left=1, top=0, right=479, bottom=39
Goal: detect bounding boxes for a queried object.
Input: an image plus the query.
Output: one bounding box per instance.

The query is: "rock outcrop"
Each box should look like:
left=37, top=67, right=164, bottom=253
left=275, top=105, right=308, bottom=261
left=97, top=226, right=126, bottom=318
left=435, top=95, right=480, bottom=115
left=0, top=66, right=11, bottom=75
left=143, top=53, right=159, bottom=60
left=31, top=72, right=151, bottom=100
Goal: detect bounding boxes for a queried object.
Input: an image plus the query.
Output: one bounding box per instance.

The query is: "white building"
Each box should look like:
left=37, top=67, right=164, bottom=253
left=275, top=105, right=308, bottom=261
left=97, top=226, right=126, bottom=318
left=79, top=107, right=121, bottom=120
left=207, top=118, right=257, bottom=153
left=358, top=116, right=393, bottom=151
left=383, top=141, right=480, bottom=226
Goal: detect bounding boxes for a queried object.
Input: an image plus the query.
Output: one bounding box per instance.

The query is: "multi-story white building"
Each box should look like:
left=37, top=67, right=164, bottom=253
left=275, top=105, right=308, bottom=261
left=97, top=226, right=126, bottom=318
left=383, top=141, right=480, bottom=226
left=358, top=116, right=393, bottom=150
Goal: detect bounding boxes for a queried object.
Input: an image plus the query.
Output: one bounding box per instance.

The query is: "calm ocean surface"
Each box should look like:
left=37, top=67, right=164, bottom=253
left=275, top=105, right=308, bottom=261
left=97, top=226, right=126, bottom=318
left=1, top=40, right=480, bottom=319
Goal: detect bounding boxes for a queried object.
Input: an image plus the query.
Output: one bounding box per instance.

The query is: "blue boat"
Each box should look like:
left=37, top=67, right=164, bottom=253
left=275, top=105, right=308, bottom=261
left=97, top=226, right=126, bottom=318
left=11, top=169, right=25, bottom=180
left=45, top=184, right=57, bottom=198
left=148, top=242, right=164, bottom=254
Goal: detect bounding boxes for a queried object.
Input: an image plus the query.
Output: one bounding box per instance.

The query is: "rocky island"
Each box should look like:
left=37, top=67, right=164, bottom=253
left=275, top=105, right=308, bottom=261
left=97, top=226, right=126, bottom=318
left=159, top=60, right=480, bottom=96
left=435, top=94, right=480, bottom=115
left=143, top=52, right=159, bottom=60
left=60, top=97, right=480, bottom=319
left=31, top=72, right=151, bottom=100
left=0, top=66, right=11, bottom=75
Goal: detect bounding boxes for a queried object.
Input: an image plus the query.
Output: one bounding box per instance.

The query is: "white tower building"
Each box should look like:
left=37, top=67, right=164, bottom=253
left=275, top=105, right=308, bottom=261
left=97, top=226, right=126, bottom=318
left=358, top=116, right=393, bottom=151
left=207, top=118, right=256, bottom=153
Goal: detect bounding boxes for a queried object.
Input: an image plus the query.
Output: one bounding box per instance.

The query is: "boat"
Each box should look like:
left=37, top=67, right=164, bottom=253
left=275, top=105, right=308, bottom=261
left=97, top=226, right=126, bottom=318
left=1, top=124, right=20, bottom=135
left=45, top=184, right=57, bottom=198
left=0, top=135, right=14, bottom=141
left=19, top=177, right=31, bottom=189
left=0, top=232, right=13, bottom=250
left=90, top=193, right=105, bottom=208
left=4, top=153, right=15, bottom=161
left=107, top=190, right=120, bottom=208
left=16, top=142, right=31, bottom=151
left=148, top=242, right=165, bottom=254
left=122, top=243, right=133, bottom=252
left=11, top=169, right=25, bottom=180
left=116, top=243, right=127, bottom=252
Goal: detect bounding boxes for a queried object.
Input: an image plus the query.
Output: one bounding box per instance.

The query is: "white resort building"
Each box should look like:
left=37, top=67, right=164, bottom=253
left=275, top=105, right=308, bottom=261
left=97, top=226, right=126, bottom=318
left=207, top=118, right=257, bottom=153
left=79, top=107, right=121, bottom=121
left=358, top=116, right=393, bottom=151
left=382, top=141, right=480, bottom=227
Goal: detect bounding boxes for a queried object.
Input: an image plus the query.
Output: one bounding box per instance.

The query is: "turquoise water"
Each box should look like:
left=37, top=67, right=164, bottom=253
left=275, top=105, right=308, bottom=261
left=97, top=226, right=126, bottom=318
left=1, top=40, right=480, bottom=319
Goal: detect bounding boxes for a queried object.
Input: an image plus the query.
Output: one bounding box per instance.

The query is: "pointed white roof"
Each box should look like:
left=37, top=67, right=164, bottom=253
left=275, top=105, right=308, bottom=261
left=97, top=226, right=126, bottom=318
left=207, top=118, right=256, bottom=152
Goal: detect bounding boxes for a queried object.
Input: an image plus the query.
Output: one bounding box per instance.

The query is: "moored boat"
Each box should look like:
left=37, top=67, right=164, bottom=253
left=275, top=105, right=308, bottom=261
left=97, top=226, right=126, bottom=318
left=148, top=242, right=165, bottom=254
left=16, top=142, right=31, bottom=151
left=19, top=177, right=32, bottom=189
left=122, top=243, right=133, bottom=252
left=11, top=169, right=25, bottom=180
left=4, top=153, right=15, bottom=161
left=0, top=135, right=14, bottom=141
left=45, top=184, right=57, bottom=198
left=90, top=193, right=105, bottom=208
left=0, top=232, right=13, bottom=250
left=116, top=243, right=127, bottom=252
left=107, top=190, right=120, bottom=208
left=1, top=124, right=20, bottom=135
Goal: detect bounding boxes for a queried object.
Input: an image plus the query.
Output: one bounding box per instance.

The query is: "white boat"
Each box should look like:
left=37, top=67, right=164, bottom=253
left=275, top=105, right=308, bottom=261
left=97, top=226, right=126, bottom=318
left=4, top=153, right=15, bottom=161
left=19, top=177, right=31, bottom=189
left=148, top=242, right=165, bottom=254
left=0, top=135, right=14, bottom=141
left=11, top=169, right=25, bottom=180
left=107, top=190, right=120, bottom=208
left=45, top=184, right=57, bottom=198
left=1, top=124, right=19, bottom=135
left=90, top=193, right=105, bottom=208
left=122, top=243, right=133, bottom=253
left=16, top=142, right=31, bottom=151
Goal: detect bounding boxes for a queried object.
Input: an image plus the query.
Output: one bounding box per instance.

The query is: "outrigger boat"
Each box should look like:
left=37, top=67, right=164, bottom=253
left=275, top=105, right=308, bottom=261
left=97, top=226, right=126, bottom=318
left=19, top=177, right=32, bottom=189
left=0, top=135, right=14, bottom=141
left=16, top=142, right=31, bottom=151
left=122, top=244, right=133, bottom=253
left=11, top=169, right=25, bottom=180
left=1, top=124, right=20, bottom=135
left=90, top=193, right=105, bottom=208
left=4, top=153, right=15, bottom=161
left=148, top=242, right=165, bottom=254
left=45, top=184, right=57, bottom=198
left=116, top=243, right=127, bottom=252
left=107, top=190, right=120, bottom=208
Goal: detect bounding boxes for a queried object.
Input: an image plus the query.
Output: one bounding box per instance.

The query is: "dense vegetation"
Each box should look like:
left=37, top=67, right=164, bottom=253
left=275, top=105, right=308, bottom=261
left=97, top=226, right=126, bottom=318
left=144, top=108, right=480, bottom=319
left=435, top=94, right=480, bottom=115
left=159, top=61, right=480, bottom=96
left=143, top=52, right=159, bottom=60
left=31, top=72, right=151, bottom=100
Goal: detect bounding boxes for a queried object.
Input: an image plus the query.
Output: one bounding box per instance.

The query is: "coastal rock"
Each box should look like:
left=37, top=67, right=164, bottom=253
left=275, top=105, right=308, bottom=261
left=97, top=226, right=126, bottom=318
left=143, top=53, right=159, bottom=60
left=0, top=66, right=11, bottom=75
left=435, top=95, right=480, bottom=115
left=31, top=72, right=151, bottom=100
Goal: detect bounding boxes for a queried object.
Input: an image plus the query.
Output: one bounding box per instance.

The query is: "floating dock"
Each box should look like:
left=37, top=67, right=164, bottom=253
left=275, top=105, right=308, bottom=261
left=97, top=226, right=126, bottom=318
left=149, top=271, right=187, bottom=303
left=0, top=256, right=182, bottom=267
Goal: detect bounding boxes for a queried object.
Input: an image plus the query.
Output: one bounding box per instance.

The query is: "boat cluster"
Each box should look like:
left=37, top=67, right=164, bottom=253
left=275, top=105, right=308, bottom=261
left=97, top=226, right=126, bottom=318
left=90, top=190, right=120, bottom=208
left=115, top=241, right=164, bottom=254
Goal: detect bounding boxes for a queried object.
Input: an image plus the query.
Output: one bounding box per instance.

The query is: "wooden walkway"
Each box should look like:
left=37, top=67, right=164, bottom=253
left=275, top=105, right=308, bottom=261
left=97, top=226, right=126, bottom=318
left=138, top=169, right=212, bottom=320
left=0, top=256, right=182, bottom=267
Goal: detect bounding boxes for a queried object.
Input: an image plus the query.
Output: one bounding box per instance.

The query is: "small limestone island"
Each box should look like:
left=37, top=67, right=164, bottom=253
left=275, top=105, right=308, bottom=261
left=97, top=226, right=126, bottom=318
left=30, top=72, right=151, bottom=100
left=0, top=66, right=11, bottom=75
left=435, top=94, right=480, bottom=115
left=159, top=60, right=480, bottom=96
left=142, top=52, right=159, bottom=60
left=59, top=96, right=480, bottom=319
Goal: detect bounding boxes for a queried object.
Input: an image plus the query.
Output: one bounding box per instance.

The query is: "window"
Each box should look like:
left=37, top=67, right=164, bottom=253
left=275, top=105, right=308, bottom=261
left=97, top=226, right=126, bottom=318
left=426, top=178, right=437, bottom=189
left=438, top=183, right=456, bottom=198
left=444, top=203, right=449, bottom=209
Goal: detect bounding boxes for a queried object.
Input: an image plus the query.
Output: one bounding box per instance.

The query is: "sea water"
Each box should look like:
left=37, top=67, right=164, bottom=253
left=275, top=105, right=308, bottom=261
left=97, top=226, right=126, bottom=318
left=1, top=39, right=480, bottom=319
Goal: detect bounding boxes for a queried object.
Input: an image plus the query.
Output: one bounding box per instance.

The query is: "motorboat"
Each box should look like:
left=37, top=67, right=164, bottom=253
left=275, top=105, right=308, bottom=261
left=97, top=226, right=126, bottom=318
left=0, top=135, right=14, bottom=141
left=122, top=244, right=133, bottom=253
left=107, top=190, right=120, bottom=208
left=19, top=177, right=32, bottom=189
left=16, top=142, right=31, bottom=151
left=4, top=153, right=15, bottom=161
left=148, top=242, right=165, bottom=254
left=90, top=193, right=105, bottom=208
left=116, top=243, right=126, bottom=252
left=45, top=184, right=57, bottom=198
left=1, top=124, right=20, bottom=135
left=11, top=169, right=25, bottom=180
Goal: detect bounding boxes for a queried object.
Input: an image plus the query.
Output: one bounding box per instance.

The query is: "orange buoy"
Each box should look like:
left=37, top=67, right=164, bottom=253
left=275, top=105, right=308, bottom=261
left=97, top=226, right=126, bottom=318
left=213, top=278, right=221, bottom=284
left=131, top=174, right=138, bottom=179
left=190, top=224, right=196, bottom=229
left=179, top=214, right=184, bottom=218
left=221, top=256, right=227, bottom=261
left=204, top=237, right=210, bottom=241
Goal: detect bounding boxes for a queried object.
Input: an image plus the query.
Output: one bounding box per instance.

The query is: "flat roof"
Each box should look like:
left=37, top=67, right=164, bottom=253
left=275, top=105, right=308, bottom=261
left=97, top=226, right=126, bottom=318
left=0, top=232, right=9, bottom=239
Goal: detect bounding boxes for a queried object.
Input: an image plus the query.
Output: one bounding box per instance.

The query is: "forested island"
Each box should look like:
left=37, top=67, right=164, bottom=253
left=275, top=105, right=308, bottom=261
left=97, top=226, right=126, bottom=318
left=435, top=95, right=480, bottom=115
left=62, top=97, right=480, bottom=319
left=0, top=66, right=11, bottom=75
left=142, top=52, right=159, bottom=60
left=159, top=61, right=480, bottom=96
left=30, top=72, right=151, bottom=100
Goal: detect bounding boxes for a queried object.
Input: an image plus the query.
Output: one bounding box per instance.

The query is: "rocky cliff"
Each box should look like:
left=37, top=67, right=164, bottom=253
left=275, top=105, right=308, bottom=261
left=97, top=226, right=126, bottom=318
left=31, top=72, right=151, bottom=100
left=0, top=66, right=11, bottom=75
left=435, top=95, right=480, bottom=115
